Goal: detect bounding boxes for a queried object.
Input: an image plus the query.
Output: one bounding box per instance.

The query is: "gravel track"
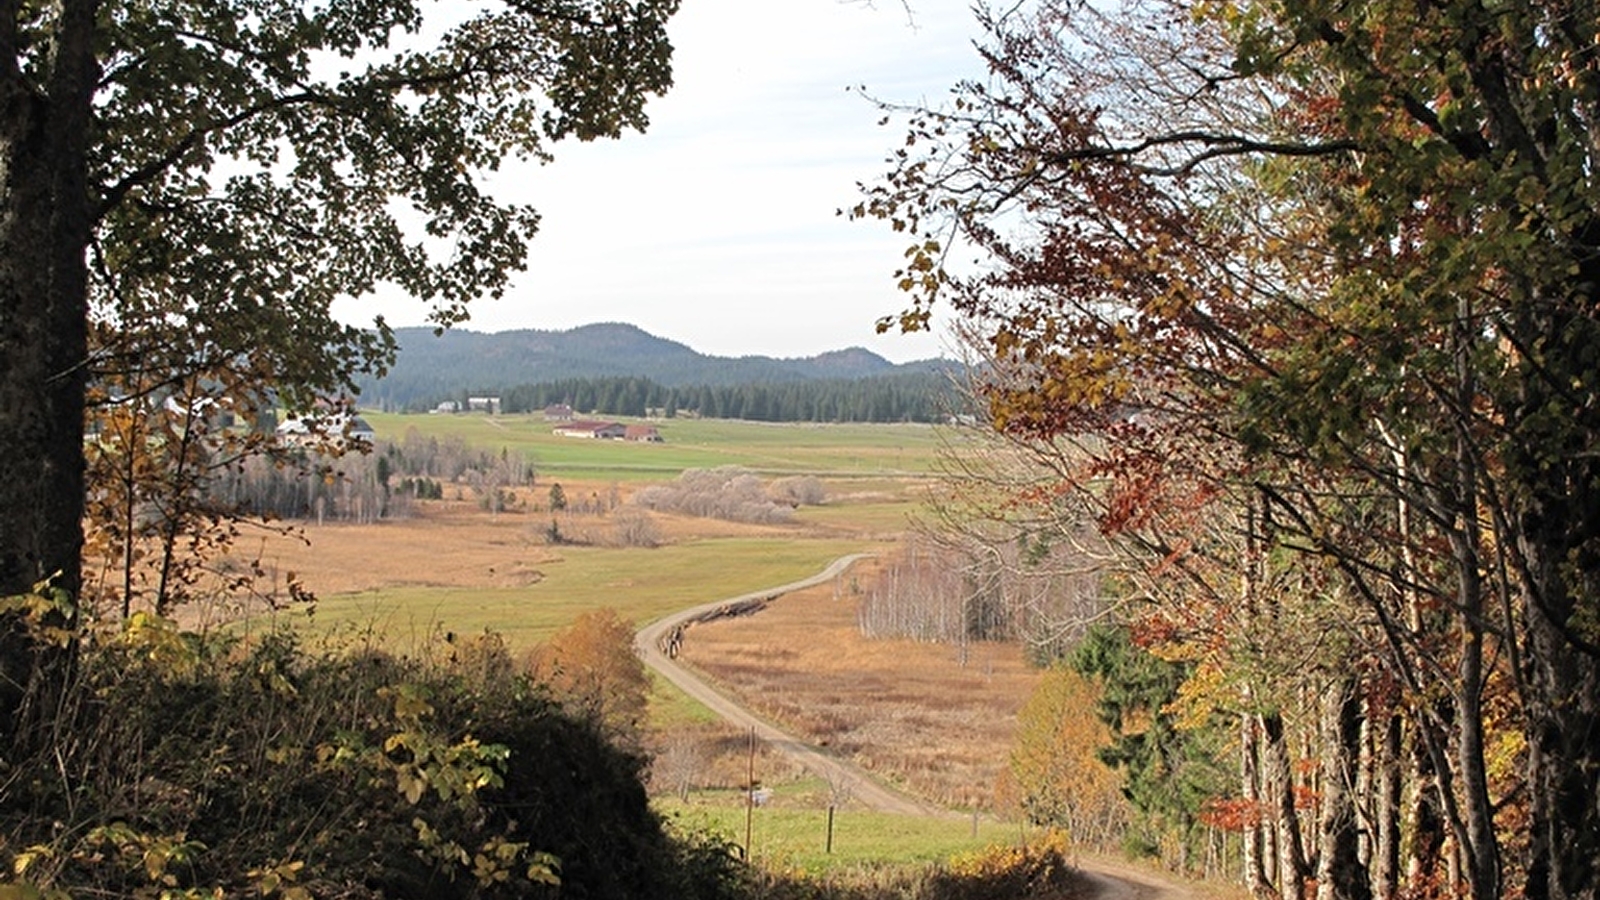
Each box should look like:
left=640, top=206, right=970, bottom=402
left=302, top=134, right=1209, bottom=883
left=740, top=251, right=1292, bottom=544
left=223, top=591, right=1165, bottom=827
left=635, top=555, right=1197, bottom=900
left=635, top=554, right=943, bottom=816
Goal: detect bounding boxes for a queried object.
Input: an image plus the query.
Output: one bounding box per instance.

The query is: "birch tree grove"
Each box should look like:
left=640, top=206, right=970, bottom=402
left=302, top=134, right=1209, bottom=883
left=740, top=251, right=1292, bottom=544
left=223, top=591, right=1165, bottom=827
left=858, top=1, right=1600, bottom=897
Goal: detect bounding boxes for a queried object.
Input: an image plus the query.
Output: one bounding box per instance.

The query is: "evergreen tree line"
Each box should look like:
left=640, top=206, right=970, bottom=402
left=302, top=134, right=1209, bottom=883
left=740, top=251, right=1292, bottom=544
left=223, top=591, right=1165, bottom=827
left=418, top=373, right=956, bottom=423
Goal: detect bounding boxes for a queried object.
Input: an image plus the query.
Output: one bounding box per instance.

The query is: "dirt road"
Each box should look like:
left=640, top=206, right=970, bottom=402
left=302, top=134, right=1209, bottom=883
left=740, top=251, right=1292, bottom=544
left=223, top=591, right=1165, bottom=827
left=636, top=556, right=1197, bottom=900
left=635, top=554, right=944, bottom=816
left=1072, top=854, right=1195, bottom=900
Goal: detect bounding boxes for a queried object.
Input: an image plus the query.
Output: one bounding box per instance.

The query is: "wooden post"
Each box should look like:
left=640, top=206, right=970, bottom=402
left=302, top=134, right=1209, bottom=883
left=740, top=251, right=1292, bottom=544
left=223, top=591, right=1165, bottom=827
left=826, top=805, right=835, bottom=854
left=744, top=727, right=755, bottom=861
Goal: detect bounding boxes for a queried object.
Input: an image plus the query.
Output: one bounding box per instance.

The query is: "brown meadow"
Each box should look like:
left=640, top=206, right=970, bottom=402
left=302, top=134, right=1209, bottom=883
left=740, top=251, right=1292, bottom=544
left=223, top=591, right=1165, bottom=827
left=674, top=554, right=1039, bottom=810
left=194, top=473, right=1039, bottom=814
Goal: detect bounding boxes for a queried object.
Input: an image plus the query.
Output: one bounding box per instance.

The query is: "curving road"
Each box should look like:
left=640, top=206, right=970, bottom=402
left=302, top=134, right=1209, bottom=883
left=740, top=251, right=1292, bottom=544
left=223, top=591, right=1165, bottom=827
left=635, top=554, right=945, bottom=817
left=636, top=556, right=1196, bottom=900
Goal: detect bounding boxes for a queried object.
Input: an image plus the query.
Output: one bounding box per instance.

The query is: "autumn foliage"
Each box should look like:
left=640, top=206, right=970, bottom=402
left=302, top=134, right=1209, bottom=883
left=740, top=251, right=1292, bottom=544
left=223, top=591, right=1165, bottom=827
left=525, top=608, right=651, bottom=751
left=860, top=0, right=1600, bottom=898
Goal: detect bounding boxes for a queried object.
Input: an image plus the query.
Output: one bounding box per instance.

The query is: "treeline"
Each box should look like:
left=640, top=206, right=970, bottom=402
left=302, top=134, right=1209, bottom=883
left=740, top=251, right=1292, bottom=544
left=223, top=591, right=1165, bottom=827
left=414, top=374, right=955, bottom=424
left=859, top=534, right=1105, bottom=663
left=214, top=428, right=532, bottom=524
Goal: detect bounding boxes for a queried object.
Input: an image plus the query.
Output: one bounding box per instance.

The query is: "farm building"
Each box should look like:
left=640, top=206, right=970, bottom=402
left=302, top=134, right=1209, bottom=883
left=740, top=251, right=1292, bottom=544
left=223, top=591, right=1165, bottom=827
left=553, top=420, right=627, bottom=439
left=624, top=425, right=663, bottom=443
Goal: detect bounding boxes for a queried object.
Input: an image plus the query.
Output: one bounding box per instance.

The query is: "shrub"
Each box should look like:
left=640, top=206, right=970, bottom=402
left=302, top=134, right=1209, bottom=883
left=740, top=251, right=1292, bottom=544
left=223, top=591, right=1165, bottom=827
left=929, top=830, right=1082, bottom=900
left=633, top=466, right=798, bottom=525
left=524, top=609, right=650, bottom=752
left=0, top=618, right=729, bottom=899
left=610, top=507, right=663, bottom=548
left=769, top=475, right=827, bottom=507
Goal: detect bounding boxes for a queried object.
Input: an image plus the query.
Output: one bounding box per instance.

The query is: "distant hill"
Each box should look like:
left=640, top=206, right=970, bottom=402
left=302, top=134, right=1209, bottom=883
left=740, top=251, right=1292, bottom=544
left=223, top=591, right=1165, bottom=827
left=355, top=322, right=954, bottom=410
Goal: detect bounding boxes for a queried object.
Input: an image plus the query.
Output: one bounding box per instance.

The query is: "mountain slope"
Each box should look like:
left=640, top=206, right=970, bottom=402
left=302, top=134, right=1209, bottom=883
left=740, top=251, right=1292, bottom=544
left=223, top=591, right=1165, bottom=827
left=355, top=322, right=951, bottom=408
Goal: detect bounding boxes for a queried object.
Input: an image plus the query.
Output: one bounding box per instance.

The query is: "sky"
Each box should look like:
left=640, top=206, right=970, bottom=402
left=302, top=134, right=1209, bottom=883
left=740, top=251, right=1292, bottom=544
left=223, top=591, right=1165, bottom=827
left=338, top=1, right=991, bottom=364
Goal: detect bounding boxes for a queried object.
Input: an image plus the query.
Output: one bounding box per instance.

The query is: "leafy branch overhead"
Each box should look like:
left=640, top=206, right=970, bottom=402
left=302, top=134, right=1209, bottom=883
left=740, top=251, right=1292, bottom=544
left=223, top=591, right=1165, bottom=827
left=0, top=0, right=680, bottom=610
left=0, top=0, right=682, bottom=827
left=87, top=0, right=680, bottom=405
left=859, top=1, right=1600, bottom=898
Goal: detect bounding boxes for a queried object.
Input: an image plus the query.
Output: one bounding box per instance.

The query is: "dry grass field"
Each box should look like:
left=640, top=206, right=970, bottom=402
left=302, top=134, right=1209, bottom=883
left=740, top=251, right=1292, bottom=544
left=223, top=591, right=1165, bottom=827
left=203, top=500, right=1038, bottom=821
left=185, top=418, right=1040, bottom=824
left=196, top=477, right=896, bottom=644
left=673, top=553, right=1040, bottom=811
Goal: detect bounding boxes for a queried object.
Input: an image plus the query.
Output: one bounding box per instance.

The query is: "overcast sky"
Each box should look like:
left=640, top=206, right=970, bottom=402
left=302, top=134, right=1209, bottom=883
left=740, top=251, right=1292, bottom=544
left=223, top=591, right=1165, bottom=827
left=339, top=1, right=990, bottom=364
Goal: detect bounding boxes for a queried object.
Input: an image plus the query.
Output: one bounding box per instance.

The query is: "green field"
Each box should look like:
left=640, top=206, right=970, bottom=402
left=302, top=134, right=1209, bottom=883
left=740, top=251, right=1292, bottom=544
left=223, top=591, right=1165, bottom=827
left=362, top=410, right=950, bottom=481
left=266, top=536, right=882, bottom=652
left=659, top=790, right=1025, bottom=874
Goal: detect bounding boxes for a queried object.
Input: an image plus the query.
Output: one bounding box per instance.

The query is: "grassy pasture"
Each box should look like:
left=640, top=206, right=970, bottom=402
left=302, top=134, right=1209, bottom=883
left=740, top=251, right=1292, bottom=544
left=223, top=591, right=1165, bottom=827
left=249, top=529, right=880, bottom=652
left=659, top=790, right=1025, bottom=873
left=363, top=411, right=947, bottom=481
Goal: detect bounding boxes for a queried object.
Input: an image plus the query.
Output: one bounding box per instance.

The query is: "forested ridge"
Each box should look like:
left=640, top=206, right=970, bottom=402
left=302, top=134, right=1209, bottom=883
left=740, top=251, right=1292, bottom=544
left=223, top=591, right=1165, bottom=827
left=441, top=373, right=956, bottom=423
left=354, top=323, right=959, bottom=422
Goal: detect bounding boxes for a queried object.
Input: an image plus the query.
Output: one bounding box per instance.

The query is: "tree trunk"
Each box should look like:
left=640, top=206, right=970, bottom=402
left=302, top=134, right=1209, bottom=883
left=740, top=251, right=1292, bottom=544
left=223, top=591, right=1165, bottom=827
left=1405, top=718, right=1447, bottom=898
left=1243, top=710, right=1275, bottom=899
left=0, top=0, right=101, bottom=741
left=0, top=6, right=97, bottom=597
left=1519, top=537, right=1600, bottom=900
left=1372, top=710, right=1402, bottom=900
left=1448, top=303, right=1501, bottom=900
left=1240, top=501, right=1279, bottom=900
left=1264, top=710, right=1310, bottom=900
left=1316, top=676, right=1371, bottom=900
left=1505, top=289, right=1600, bottom=900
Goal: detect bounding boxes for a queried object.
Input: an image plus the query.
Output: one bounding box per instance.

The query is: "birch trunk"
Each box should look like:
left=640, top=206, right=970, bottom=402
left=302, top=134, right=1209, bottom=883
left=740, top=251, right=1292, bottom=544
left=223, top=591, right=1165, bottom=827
left=1371, top=711, right=1402, bottom=900
left=1243, top=710, right=1274, bottom=898
left=1264, top=710, right=1310, bottom=900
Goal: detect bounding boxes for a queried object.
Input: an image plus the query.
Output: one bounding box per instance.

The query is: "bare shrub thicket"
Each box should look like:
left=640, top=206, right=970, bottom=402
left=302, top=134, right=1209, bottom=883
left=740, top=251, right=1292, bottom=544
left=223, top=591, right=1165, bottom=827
left=859, top=533, right=1105, bottom=661
left=609, top=507, right=663, bottom=548
left=649, top=733, right=709, bottom=801
left=857, top=539, right=971, bottom=643
left=632, top=466, right=812, bottom=525
left=211, top=449, right=411, bottom=525
left=209, top=431, right=531, bottom=524
left=767, top=474, right=826, bottom=507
